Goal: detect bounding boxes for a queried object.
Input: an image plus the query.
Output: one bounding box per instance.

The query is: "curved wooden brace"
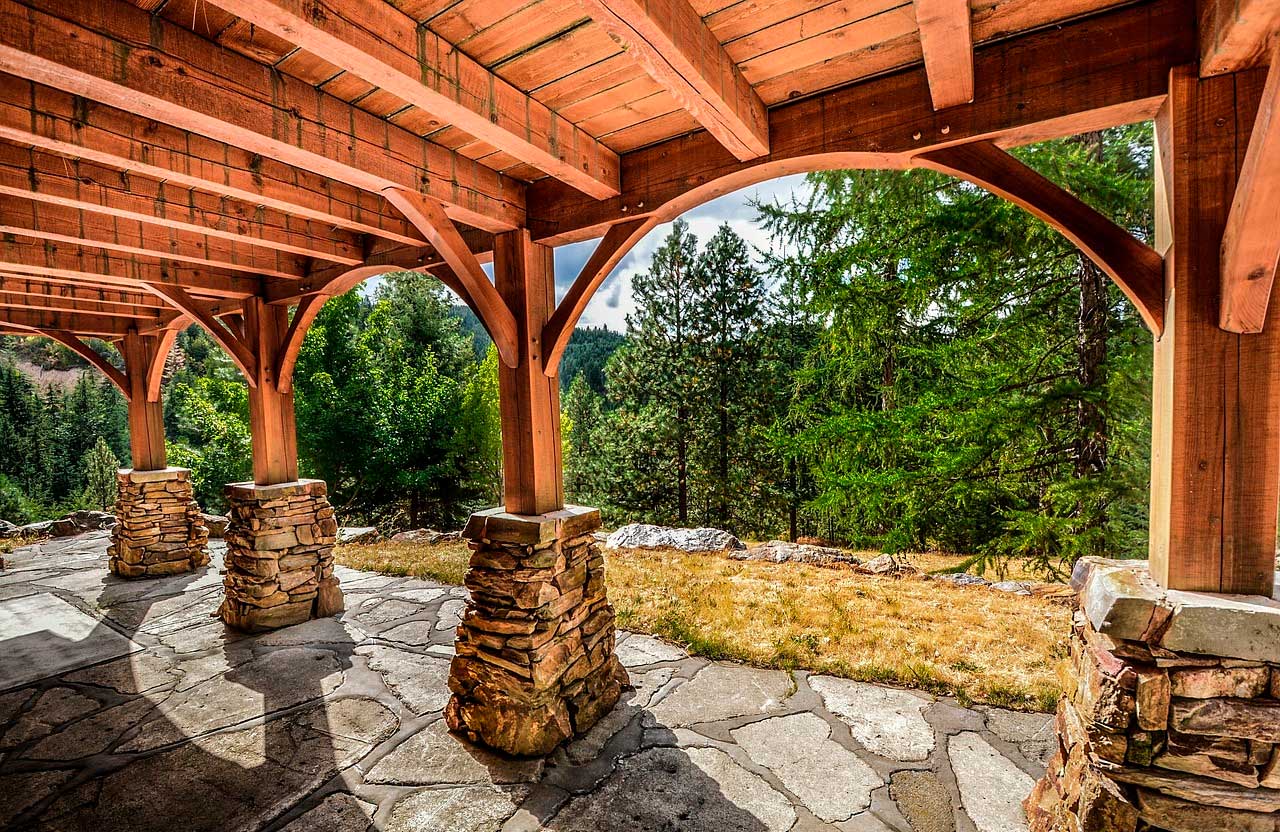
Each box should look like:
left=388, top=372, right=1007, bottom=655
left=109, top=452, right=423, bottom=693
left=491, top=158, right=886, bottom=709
left=145, top=326, right=182, bottom=403
left=146, top=282, right=259, bottom=384
left=381, top=187, right=519, bottom=367
left=541, top=217, right=654, bottom=376
left=275, top=293, right=326, bottom=396
left=39, top=328, right=130, bottom=399
left=914, top=140, right=1165, bottom=335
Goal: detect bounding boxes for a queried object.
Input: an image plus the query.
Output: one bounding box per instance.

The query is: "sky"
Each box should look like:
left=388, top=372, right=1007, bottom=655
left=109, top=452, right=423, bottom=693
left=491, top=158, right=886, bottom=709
left=555, top=173, right=811, bottom=331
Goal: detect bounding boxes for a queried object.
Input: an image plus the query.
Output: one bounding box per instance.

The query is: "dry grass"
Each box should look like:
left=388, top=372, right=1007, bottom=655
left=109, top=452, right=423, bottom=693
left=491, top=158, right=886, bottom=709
left=335, top=541, right=1070, bottom=712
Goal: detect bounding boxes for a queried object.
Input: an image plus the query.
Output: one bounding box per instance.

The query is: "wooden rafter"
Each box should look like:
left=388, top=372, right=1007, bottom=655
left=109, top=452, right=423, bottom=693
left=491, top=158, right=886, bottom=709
left=0, top=0, right=525, bottom=232
left=0, top=277, right=165, bottom=309
left=0, top=77, right=425, bottom=248
left=915, top=0, right=975, bottom=109
left=0, top=307, right=151, bottom=336
left=1221, top=42, right=1280, bottom=332
left=916, top=140, right=1165, bottom=333
left=1199, top=0, right=1280, bottom=75
left=207, top=0, right=620, bottom=200
left=0, top=203, right=309, bottom=280
left=0, top=291, right=163, bottom=320
left=144, top=283, right=259, bottom=383
left=0, top=147, right=363, bottom=266
left=577, top=0, right=770, bottom=160
left=382, top=187, right=519, bottom=367
left=541, top=218, right=653, bottom=375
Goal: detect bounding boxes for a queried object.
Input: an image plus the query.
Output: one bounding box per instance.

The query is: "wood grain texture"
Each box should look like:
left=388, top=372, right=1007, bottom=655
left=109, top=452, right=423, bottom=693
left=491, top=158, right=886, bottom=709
left=1199, top=0, right=1280, bottom=76
left=207, top=0, right=620, bottom=198
left=1220, top=42, right=1280, bottom=332
left=1150, top=64, right=1278, bottom=595
left=916, top=140, right=1164, bottom=333
left=577, top=0, right=770, bottom=160
left=914, top=0, right=973, bottom=109
left=243, top=297, right=300, bottom=485
left=145, top=283, right=259, bottom=383
left=121, top=332, right=169, bottom=469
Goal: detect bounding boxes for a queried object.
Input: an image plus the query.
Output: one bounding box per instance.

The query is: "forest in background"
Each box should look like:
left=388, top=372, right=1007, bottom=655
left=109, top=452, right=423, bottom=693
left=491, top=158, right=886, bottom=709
left=0, top=125, right=1154, bottom=573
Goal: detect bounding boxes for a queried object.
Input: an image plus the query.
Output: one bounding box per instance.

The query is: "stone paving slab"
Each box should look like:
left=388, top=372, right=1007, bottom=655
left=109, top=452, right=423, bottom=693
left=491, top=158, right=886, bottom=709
left=0, top=532, right=1051, bottom=832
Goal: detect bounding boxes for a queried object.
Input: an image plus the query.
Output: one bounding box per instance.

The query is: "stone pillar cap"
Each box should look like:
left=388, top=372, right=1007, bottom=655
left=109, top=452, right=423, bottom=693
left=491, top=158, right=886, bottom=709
left=118, top=467, right=192, bottom=482
left=464, top=505, right=601, bottom=545
left=225, top=479, right=328, bottom=500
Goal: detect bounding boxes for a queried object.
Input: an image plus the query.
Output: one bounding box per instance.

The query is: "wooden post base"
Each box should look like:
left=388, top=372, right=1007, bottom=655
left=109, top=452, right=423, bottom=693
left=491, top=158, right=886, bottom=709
left=108, top=467, right=209, bottom=579
left=445, top=506, right=627, bottom=756
left=217, top=479, right=342, bottom=632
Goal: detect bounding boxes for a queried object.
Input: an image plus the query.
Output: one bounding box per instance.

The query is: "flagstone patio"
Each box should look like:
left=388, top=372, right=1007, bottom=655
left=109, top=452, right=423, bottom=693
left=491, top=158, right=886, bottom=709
left=0, top=531, right=1052, bottom=832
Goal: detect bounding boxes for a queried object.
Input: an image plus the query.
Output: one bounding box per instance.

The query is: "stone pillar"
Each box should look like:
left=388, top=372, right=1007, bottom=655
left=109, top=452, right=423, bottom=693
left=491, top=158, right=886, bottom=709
left=217, top=479, right=343, bottom=632
left=1026, top=557, right=1280, bottom=831
left=446, top=505, right=628, bottom=756
left=108, top=467, right=209, bottom=579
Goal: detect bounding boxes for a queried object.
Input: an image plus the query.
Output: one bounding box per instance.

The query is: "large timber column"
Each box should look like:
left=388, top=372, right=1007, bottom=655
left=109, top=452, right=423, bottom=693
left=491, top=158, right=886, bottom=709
left=109, top=331, right=210, bottom=579
left=446, top=229, right=627, bottom=756
left=217, top=296, right=342, bottom=632
left=1028, top=65, right=1280, bottom=832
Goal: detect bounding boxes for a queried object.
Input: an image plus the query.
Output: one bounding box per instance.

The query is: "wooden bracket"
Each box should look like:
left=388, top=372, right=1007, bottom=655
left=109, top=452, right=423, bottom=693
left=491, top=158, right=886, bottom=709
left=541, top=218, right=653, bottom=376
left=145, top=328, right=180, bottom=403
left=1220, top=41, right=1280, bottom=333
left=382, top=187, right=519, bottom=367
left=915, top=140, right=1166, bottom=335
left=36, top=327, right=130, bottom=399
left=275, top=293, right=326, bottom=395
left=146, top=282, right=259, bottom=383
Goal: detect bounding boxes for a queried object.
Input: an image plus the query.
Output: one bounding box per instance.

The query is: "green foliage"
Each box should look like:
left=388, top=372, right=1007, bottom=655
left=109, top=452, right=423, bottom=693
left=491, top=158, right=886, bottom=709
left=82, top=436, right=119, bottom=512
left=559, top=327, right=624, bottom=394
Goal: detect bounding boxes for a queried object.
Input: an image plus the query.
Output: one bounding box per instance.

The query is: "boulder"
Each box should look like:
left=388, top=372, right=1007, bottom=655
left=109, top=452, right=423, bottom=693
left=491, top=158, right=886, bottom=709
left=389, top=528, right=460, bottom=545
left=339, top=526, right=381, bottom=545
left=0, top=518, right=17, bottom=538
left=202, top=513, right=230, bottom=539
left=862, top=553, right=917, bottom=575
left=935, top=572, right=989, bottom=587
left=16, top=510, right=115, bottom=539
left=990, top=580, right=1033, bottom=595
left=731, top=540, right=860, bottom=568
left=604, top=523, right=745, bottom=552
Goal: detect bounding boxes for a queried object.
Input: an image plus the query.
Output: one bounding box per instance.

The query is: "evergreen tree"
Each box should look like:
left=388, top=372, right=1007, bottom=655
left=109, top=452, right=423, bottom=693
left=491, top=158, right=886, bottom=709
left=82, top=436, right=119, bottom=511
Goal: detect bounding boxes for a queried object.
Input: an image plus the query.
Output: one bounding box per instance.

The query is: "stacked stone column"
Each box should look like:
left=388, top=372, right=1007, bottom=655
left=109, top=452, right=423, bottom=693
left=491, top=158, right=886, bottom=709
left=1027, top=557, right=1280, bottom=832
left=446, top=505, right=628, bottom=756
left=108, top=467, right=209, bottom=579
left=217, top=479, right=343, bottom=632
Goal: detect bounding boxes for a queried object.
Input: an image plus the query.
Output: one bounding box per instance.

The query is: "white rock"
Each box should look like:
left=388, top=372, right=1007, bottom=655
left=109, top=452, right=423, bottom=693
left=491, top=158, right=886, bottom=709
left=615, top=633, right=688, bottom=667
left=605, top=523, right=744, bottom=552
left=949, top=731, right=1033, bottom=832
left=809, top=675, right=935, bottom=761
left=732, top=712, right=882, bottom=822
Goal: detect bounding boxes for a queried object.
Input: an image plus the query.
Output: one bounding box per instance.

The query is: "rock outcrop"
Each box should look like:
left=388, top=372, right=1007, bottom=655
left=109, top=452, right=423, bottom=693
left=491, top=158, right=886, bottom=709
left=731, top=540, right=860, bottom=567
left=605, top=524, right=744, bottom=552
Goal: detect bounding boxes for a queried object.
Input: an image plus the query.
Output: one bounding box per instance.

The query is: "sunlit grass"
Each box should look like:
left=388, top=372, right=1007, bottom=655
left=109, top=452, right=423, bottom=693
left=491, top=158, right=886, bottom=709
left=335, top=540, right=1070, bottom=712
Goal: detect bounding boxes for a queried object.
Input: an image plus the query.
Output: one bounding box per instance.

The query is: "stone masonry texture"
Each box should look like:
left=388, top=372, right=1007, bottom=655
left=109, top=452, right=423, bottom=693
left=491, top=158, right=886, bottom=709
left=1027, top=556, right=1280, bottom=832
left=108, top=467, right=208, bottom=579
left=446, top=505, right=629, bottom=756
left=217, top=479, right=342, bottom=632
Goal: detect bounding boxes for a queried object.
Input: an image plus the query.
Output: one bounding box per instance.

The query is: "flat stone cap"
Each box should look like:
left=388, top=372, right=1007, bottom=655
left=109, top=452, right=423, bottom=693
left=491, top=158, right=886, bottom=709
left=117, top=467, right=192, bottom=483
left=464, top=505, right=601, bottom=545
left=1074, top=556, right=1280, bottom=663
left=225, top=479, right=327, bottom=500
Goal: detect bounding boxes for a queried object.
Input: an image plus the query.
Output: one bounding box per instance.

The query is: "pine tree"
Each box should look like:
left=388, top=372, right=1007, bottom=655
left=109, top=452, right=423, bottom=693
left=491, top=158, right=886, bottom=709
left=82, top=436, right=119, bottom=512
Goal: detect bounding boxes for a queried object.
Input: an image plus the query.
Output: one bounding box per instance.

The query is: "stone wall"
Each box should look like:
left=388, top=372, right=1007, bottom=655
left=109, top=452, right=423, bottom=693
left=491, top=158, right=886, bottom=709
left=217, top=479, right=342, bottom=632
left=446, top=506, right=628, bottom=756
left=1027, top=557, right=1280, bottom=832
left=108, top=468, right=209, bottom=579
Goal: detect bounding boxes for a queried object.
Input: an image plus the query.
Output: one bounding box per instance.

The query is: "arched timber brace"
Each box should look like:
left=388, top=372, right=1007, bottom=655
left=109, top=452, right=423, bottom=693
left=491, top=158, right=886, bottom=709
left=1151, top=64, right=1280, bottom=596
left=382, top=187, right=519, bottom=367
left=915, top=140, right=1166, bottom=334
left=541, top=218, right=654, bottom=377
left=38, top=328, right=129, bottom=397
left=146, top=283, right=259, bottom=384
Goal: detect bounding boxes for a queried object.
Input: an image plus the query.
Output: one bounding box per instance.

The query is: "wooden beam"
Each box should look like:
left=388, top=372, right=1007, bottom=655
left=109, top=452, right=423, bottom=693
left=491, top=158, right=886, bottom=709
left=1150, top=64, right=1279, bottom=595
left=0, top=277, right=166, bottom=310
left=495, top=230, right=563, bottom=515
left=145, top=283, right=259, bottom=383
left=916, top=140, right=1164, bottom=334
left=577, top=0, right=769, bottom=160
left=914, top=0, right=974, bottom=110
left=1220, top=42, right=1280, bottom=332
left=529, top=0, right=1194, bottom=245
left=0, top=291, right=163, bottom=320
left=382, top=187, right=519, bottom=367
left=207, top=0, right=619, bottom=199
left=0, top=0, right=525, bottom=231
left=36, top=328, right=129, bottom=398
left=0, top=76, right=425, bottom=247
left=145, top=327, right=181, bottom=403
left=1199, top=0, right=1280, bottom=76
left=243, top=297, right=299, bottom=485
left=275, top=294, right=326, bottom=396
left=542, top=218, right=652, bottom=375
left=0, top=307, right=150, bottom=336
left=120, top=332, right=168, bottom=469
left=0, top=202, right=309, bottom=280
left=0, top=238, right=264, bottom=298
left=0, top=146, right=363, bottom=265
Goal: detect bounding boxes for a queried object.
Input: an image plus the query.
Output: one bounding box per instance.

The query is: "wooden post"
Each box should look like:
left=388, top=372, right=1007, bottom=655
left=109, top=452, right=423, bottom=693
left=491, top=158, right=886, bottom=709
left=494, top=229, right=564, bottom=515
left=1149, top=65, right=1280, bottom=595
left=243, top=296, right=300, bottom=486
left=120, top=332, right=168, bottom=471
